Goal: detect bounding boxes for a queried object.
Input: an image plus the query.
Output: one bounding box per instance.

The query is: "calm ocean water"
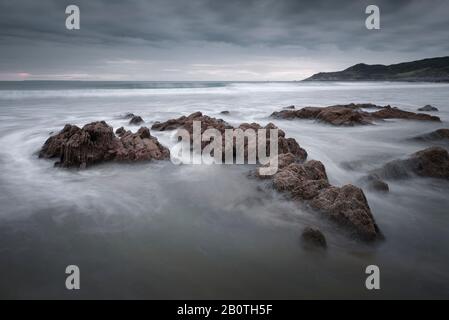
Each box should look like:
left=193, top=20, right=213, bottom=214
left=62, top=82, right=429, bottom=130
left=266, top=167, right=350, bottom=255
left=0, top=81, right=448, bottom=299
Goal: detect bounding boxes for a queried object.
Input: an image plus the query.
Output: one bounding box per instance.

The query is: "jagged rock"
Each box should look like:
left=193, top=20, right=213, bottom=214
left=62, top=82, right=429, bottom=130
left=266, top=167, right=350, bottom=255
left=310, top=185, right=381, bottom=241
left=418, top=105, right=438, bottom=112
left=301, top=227, right=327, bottom=249
left=39, top=121, right=169, bottom=168
left=373, top=147, right=449, bottom=180
left=413, top=129, right=449, bottom=142
left=115, top=127, right=126, bottom=137
left=270, top=103, right=440, bottom=125
left=249, top=129, right=382, bottom=241
left=152, top=112, right=307, bottom=163
left=39, top=124, right=83, bottom=159
left=129, top=116, right=144, bottom=125
left=273, top=161, right=329, bottom=200
left=283, top=105, right=295, bottom=109
left=114, top=127, right=170, bottom=161
left=151, top=111, right=227, bottom=132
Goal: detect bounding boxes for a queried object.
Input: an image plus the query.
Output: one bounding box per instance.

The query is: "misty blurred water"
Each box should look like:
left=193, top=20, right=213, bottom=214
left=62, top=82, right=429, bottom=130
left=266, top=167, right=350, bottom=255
left=0, top=81, right=448, bottom=299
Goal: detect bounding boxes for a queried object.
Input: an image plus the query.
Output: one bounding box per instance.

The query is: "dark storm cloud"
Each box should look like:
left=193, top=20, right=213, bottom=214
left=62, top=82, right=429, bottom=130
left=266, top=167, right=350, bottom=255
left=0, top=0, right=448, bottom=80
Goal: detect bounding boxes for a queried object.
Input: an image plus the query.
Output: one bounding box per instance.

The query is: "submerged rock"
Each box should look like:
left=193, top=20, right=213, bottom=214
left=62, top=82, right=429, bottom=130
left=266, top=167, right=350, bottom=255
left=270, top=103, right=440, bottom=125
left=220, top=110, right=230, bottom=114
left=373, top=147, right=449, bottom=180
left=129, top=115, right=144, bottom=125
left=301, top=227, right=327, bottom=249
left=364, top=174, right=390, bottom=192
left=122, top=112, right=136, bottom=119
left=39, top=121, right=169, bottom=168
left=412, top=129, right=449, bottom=142
left=418, top=105, right=439, bottom=112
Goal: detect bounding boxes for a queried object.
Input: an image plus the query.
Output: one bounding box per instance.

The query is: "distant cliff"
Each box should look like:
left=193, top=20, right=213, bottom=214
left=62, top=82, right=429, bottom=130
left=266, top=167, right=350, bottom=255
left=304, top=56, right=449, bottom=82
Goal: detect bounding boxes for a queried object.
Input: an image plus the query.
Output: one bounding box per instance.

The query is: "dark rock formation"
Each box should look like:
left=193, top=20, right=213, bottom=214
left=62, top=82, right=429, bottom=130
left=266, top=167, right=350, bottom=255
left=310, top=185, right=381, bottom=241
left=114, top=127, right=170, bottom=162
left=364, top=174, right=389, bottom=192
left=418, top=105, right=439, bottom=112
left=122, top=113, right=136, bottom=119
left=220, top=110, right=230, bottom=114
left=413, top=129, right=449, bottom=142
left=373, top=147, right=449, bottom=180
left=259, top=156, right=381, bottom=241
left=283, top=105, right=295, bottom=109
left=129, top=115, right=144, bottom=125
left=39, top=121, right=169, bottom=168
left=370, top=106, right=440, bottom=122
left=271, top=103, right=440, bottom=125
left=115, top=126, right=126, bottom=137
left=301, top=227, right=327, bottom=249
left=271, top=107, right=322, bottom=120
left=152, top=112, right=308, bottom=163
left=315, top=106, right=373, bottom=126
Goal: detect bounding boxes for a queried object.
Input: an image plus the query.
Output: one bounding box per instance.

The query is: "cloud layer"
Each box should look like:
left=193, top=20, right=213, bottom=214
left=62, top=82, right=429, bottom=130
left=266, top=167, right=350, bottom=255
left=1, top=0, right=448, bottom=80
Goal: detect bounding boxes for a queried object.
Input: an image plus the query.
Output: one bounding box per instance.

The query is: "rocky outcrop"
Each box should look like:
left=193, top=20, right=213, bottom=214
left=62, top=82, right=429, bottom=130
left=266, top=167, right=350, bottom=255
left=418, top=105, right=439, bottom=112
left=271, top=103, right=440, bottom=125
left=220, top=110, right=230, bottom=115
left=129, top=115, right=144, bottom=125
left=372, top=147, right=449, bottom=180
left=152, top=112, right=308, bottom=163
left=370, top=106, right=440, bottom=122
left=114, top=127, right=170, bottom=162
left=412, top=129, right=449, bottom=142
left=301, top=227, right=327, bottom=249
left=259, top=156, right=382, bottom=241
left=153, top=113, right=380, bottom=239
left=39, top=121, right=169, bottom=168
left=316, top=106, right=373, bottom=126
left=310, top=185, right=381, bottom=241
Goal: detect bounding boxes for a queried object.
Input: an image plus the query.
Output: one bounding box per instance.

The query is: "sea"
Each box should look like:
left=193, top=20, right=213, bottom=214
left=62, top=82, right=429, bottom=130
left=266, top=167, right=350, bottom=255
left=0, top=80, right=448, bottom=299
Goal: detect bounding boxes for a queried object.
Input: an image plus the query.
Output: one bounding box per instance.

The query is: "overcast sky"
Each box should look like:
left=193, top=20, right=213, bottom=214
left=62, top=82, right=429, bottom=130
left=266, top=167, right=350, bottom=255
left=0, top=0, right=448, bottom=81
